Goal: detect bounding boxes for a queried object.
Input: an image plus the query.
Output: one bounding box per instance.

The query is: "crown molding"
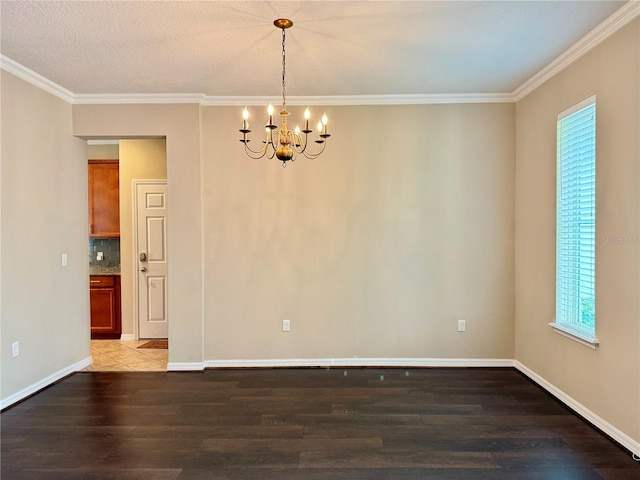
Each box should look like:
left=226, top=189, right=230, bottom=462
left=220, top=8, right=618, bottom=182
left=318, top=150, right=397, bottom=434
left=513, top=0, right=640, bottom=101
left=0, top=55, right=75, bottom=103
left=73, top=93, right=205, bottom=104
left=202, top=93, right=515, bottom=106
left=0, top=55, right=512, bottom=106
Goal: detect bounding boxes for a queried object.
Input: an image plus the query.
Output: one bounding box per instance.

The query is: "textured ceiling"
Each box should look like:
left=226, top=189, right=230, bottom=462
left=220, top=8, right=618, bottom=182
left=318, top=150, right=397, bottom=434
left=0, top=1, right=628, bottom=97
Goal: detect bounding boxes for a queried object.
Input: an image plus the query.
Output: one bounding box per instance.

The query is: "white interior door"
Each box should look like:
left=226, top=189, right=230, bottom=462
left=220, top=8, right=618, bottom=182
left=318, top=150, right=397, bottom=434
left=136, top=181, right=168, bottom=339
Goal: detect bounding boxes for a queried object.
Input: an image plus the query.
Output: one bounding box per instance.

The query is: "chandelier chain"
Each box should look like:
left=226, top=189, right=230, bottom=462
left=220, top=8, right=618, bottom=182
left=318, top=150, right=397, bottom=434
left=281, top=27, right=286, bottom=111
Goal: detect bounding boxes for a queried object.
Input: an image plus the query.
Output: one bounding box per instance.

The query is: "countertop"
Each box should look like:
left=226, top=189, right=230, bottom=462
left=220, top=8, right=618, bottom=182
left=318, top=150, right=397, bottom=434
left=90, top=265, right=121, bottom=276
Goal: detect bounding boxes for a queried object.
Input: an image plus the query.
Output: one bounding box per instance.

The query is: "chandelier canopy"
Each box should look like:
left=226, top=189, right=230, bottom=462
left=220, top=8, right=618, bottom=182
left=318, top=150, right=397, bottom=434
left=239, top=19, right=330, bottom=166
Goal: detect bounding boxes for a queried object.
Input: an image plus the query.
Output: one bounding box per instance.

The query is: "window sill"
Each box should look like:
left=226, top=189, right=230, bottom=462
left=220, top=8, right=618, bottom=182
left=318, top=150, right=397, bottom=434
left=549, top=322, right=599, bottom=349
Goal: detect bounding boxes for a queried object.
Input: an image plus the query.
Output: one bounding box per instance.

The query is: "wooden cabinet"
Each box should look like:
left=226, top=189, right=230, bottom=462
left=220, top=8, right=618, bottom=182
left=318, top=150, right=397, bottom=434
left=90, top=275, right=121, bottom=339
left=88, top=160, right=120, bottom=237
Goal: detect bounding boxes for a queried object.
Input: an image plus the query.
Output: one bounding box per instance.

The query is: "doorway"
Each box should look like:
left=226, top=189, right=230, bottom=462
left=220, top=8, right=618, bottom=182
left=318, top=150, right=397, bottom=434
left=87, top=139, right=168, bottom=370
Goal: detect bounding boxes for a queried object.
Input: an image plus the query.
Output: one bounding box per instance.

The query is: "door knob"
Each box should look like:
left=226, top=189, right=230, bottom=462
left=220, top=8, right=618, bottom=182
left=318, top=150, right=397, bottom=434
left=140, top=267, right=147, bottom=272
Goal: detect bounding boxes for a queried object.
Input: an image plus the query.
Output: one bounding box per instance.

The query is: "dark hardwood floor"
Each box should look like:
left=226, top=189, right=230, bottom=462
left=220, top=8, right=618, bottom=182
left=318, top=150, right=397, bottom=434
left=2, top=368, right=638, bottom=479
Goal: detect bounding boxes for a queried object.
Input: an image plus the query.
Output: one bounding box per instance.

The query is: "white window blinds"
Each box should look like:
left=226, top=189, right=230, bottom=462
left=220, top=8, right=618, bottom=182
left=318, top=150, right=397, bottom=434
left=555, top=96, right=596, bottom=344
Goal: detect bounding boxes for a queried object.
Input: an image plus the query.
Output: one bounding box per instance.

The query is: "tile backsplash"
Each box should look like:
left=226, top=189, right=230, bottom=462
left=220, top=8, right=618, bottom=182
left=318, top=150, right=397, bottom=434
left=89, top=238, right=121, bottom=268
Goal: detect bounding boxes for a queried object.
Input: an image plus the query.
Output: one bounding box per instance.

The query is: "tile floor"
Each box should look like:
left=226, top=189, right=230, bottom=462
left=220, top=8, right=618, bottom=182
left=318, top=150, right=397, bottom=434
left=84, top=339, right=168, bottom=371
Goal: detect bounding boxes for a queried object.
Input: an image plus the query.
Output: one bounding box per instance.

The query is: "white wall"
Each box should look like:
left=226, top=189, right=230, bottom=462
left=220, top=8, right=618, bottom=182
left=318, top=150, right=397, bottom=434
left=515, top=19, right=640, bottom=444
left=1, top=71, right=89, bottom=404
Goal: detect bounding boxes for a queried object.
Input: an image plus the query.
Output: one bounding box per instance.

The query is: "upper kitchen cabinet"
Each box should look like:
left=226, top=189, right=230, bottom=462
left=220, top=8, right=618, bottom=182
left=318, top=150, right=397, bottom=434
left=88, top=160, right=120, bottom=237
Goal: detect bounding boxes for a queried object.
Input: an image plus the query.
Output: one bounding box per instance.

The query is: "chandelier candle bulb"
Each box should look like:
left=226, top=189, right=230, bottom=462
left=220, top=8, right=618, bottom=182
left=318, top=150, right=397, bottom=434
left=315, top=121, right=325, bottom=144
left=241, top=107, right=249, bottom=131
left=267, top=104, right=274, bottom=127
left=304, top=107, right=311, bottom=131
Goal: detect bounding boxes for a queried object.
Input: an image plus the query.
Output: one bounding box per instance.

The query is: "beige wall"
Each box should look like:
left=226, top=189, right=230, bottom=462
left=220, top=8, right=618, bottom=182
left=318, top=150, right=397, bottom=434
left=73, top=102, right=515, bottom=364
left=202, top=104, right=515, bottom=360
left=118, top=139, right=167, bottom=336
left=515, top=19, right=640, bottom=443
left=87, top=143, right=119, bottom=160
left=72, top=104, right=202, bottom=363
left=1, top=71, right=89, bottom=401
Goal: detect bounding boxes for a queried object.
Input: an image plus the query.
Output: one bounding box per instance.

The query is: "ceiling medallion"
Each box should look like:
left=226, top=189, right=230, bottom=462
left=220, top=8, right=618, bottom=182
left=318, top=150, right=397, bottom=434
left=239, top=19, right=330, bottom=167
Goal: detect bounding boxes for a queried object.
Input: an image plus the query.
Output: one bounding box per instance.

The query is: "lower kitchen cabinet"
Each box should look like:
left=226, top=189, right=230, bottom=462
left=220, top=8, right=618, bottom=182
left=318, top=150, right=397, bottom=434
left=90, top=275, right=121, bottom=339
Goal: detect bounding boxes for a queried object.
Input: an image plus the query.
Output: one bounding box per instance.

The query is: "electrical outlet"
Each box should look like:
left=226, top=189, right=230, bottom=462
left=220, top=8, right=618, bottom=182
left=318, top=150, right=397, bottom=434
left=457, top=319, right=466, bottom=332
left=12, top=342, right=19, bottom=357
left=282, top=319, right=291, bottom=332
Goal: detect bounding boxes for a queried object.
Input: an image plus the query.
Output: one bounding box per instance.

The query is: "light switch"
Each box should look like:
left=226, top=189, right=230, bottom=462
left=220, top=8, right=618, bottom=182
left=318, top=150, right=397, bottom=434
left=61, top=253, right=68, bottom=267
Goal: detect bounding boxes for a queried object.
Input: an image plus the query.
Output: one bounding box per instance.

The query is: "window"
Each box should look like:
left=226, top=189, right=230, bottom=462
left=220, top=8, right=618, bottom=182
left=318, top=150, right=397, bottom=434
left=552, top=96, right=598, bottom=348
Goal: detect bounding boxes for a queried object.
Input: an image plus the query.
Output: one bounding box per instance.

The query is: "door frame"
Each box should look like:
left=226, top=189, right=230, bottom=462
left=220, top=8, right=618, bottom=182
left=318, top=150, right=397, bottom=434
left=132, top=179, right=168, bottom=340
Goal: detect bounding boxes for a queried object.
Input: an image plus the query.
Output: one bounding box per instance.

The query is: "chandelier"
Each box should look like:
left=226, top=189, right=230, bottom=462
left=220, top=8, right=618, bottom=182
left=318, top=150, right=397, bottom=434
left=239, top=19, right=330, bottom=166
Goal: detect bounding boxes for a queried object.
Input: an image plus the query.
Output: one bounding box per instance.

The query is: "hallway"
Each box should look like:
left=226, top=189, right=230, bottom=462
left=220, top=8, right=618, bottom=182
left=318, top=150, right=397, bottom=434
left=84, top=339, right=167, bottom=371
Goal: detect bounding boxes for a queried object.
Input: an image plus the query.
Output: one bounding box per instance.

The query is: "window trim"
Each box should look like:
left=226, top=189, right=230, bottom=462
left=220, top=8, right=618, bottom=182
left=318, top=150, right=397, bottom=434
left=557, top=95, right=596, bottom=121
left=548, top=321, right=599, bottom=349
left=552, top=95, right=598, bottom=349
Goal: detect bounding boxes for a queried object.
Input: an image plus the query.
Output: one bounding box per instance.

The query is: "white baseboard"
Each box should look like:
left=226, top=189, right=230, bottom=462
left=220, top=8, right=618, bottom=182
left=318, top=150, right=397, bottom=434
left=166, top=362, right=205, bottom=371
left=515, top=360, right=640, bottom=457
left=0, top=356, right=92, bottom=410
left=120, top=334, right=136, bottom=341
left=204, top=357, right=515, bottom=369
left=170, top=357, right=514, bottom=371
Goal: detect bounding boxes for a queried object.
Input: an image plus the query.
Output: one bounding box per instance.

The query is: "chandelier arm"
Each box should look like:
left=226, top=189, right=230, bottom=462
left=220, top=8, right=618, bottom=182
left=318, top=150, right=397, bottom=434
left=267, top=131, right=279, bottom=157
left=292, top=133, right=306, bottom=154
left=291, top=132, right=309, bottom=155
left=300, top=140, right=327, bottom=159
left=244, top=141, right=280, bottom=160
left=242, top=130, right=276, bottom=157
left=268, top=130, right=279, bottom=160
left=243, top=142, right=268, bottom=159
left=297, top=132, right=327, bottom=158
